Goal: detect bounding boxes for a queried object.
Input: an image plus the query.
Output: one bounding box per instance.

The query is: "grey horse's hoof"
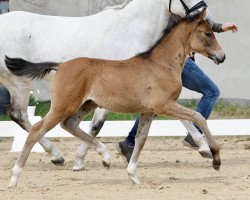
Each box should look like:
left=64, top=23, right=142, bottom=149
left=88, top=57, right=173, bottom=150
left=72, top=163, right=86, bottom=171
left=199, top=150, right=213, bottom=159
left=51, top=157, right=65, bottom=166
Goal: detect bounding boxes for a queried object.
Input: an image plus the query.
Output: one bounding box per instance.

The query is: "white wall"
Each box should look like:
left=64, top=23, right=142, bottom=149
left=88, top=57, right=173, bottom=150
left=9, top=0, right=125, bottom=16
left=9, top=0, right=250, bottom=101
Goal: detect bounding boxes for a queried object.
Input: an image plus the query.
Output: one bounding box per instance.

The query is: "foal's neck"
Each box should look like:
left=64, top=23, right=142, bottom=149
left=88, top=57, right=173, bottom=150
left=150, top=22, right=193, bottom=72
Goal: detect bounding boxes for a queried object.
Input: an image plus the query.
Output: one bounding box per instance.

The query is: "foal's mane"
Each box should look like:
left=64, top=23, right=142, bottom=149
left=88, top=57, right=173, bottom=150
left=138, top=11, right=201, bottom=58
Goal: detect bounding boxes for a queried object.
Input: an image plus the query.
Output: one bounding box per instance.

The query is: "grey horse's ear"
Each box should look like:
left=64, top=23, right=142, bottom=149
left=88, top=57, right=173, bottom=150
left=185, top=7, right=207, bottom=22
left=185, top=10, right=200, bottom=22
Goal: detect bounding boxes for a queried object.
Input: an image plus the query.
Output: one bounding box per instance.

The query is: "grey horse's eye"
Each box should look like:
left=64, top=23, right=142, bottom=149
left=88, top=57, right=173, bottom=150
left=205, top=32, right=212, bottom=37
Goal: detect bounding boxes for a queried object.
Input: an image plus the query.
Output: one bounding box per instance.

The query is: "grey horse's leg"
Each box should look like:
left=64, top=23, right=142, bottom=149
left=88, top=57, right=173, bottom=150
left=127, top=113, right=154, bottom=184
left=73, top=108, right=109, bottom=170
left=5, top=82, right=64, bottom=165
left=60, top=102, right=111, bottom=169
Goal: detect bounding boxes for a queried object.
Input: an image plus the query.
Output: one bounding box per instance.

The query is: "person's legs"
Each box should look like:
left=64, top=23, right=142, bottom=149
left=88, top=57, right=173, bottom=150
left=127, top=116, right=140, bottom=147
left=0, top=86, right=10, bottom=115
left=181, top=58, right=220, bottom=133
left=116, top=116, right=140, bottom=163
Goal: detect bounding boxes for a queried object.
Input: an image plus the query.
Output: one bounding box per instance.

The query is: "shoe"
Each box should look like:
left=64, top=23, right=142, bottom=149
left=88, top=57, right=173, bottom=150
left=182, top=133, right=199, bottom=150
left=116, top=139, right=134, bottom=165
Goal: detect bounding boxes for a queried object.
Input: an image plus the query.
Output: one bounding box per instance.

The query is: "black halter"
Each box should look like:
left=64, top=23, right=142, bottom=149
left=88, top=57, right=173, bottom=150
left=169, top=0, right=207, bottom=14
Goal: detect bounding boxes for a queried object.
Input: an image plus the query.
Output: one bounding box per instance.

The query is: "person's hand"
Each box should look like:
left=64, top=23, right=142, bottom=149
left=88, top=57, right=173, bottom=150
left=222, top=23, right=238, bottom=33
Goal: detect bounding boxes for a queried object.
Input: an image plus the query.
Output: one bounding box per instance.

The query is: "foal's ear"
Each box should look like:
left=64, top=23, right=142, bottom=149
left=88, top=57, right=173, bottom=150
left=198, top=8, right=207, bottom=21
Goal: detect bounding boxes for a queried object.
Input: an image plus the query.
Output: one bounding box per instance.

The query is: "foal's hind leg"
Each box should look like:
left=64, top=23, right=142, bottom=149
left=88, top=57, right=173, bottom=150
left=61, top=102, right=111, bottom=169
left=5, top=82, right=64, bottom=165
left=180, top=120, right=212, bottom=158
left=127, top=113, right=154, bottom=185
left=73, top=108, right=109, bottom=171
left=155, top=101, right=221, bottom=170
left=10, top=113, right=62, bottom=187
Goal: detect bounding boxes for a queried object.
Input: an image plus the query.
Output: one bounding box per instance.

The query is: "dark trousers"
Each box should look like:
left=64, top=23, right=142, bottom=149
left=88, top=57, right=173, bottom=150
left=0, top=86, right=10, bottom=115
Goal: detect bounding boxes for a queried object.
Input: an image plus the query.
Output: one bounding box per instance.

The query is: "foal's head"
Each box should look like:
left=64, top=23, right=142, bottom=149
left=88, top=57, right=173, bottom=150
left=188, top=9, right=225, bottom=64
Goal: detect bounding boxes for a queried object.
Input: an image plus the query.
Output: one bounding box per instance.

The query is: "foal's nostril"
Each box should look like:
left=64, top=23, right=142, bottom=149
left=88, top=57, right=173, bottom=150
left=217, top=54, right=226, bottom=64
left=221, top=54, right=226, bottom=63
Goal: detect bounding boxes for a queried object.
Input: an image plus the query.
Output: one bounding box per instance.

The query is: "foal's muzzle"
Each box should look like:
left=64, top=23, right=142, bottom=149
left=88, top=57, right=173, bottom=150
left=210, top=51, right=226, bottom=65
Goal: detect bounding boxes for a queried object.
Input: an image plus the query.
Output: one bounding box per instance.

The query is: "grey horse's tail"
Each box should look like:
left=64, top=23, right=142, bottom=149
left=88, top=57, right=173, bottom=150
left=5, top=56, right=59, bottom=80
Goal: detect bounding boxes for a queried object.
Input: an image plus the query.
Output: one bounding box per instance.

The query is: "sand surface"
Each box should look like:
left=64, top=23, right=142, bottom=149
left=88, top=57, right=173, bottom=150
left=0, top=136, right=249, bottom=200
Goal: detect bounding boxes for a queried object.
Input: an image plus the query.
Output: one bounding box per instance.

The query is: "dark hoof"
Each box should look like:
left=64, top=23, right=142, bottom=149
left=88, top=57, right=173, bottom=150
left=51, top=157, right=65, bottom=166
left=72, top=168, right=85, bottom=172
left=199, top=151, right=213, bottom=159
left=72, top=163, right=86, bottom=171
left=213, top=164, right=220, bottom=171
left=212, top=160, right=221, bottom=171
left=102, top=161, right=110, bottom=170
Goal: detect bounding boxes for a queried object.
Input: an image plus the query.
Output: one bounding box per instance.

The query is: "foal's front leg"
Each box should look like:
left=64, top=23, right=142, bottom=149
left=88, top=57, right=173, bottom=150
left=127, top=113, right=154, bottom=184
left=73, top=108, right=109, bottom=171
left=155, top=102, right=221, bottom=170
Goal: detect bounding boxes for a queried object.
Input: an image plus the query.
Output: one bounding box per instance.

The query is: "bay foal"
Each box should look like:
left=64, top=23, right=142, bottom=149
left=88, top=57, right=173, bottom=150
left=7, top=10, right=225, bottom=187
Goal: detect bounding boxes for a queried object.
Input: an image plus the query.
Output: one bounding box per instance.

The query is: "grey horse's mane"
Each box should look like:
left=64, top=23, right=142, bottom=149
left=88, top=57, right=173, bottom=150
left=137, top=14, right=183, bottom=58
left=138, top=10, right=201, bottom=58
left=103, top=0, right=131, bottom=11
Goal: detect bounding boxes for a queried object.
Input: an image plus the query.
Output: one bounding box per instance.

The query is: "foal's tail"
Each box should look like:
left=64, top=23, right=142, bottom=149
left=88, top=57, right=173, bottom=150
left=5, top=56, right=59, bottom=80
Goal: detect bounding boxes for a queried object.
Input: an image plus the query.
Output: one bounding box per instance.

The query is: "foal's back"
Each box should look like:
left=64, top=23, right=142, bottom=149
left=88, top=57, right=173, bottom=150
left=53, top=57, right=161, bottom=113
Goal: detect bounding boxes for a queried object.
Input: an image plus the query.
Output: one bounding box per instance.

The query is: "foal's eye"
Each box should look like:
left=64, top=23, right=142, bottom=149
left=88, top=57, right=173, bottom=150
left=205, top=32, right=212, bottom=37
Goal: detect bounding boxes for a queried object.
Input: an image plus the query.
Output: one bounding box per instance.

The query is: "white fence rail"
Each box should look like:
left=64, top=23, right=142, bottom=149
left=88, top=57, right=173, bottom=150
left=1, top=117, right=250, bottom=152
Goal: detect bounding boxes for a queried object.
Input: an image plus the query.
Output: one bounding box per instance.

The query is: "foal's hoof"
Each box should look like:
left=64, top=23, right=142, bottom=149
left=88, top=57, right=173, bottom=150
left=9, top=177, right=18, bottom=188
left=9, top=182, right=17, bottom=188
left=129, top=174, right=141, bottom=185
left=213, top=164, right=220, bottom=171
left=199, top=150, right=213, bottom=159
left=102, top=161, right=110, bottom=169
left=51, top=157, right=65, bottom=166
left=102, top=150, right=111, bottom=169
left=212, top=160, right=221, bottom=171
